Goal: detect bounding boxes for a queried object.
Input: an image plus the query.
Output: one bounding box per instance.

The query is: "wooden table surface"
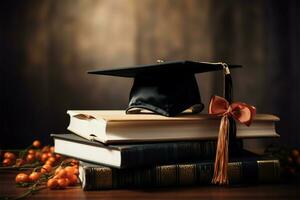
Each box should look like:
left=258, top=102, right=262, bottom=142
left=1, top=170, right=300, bottom=200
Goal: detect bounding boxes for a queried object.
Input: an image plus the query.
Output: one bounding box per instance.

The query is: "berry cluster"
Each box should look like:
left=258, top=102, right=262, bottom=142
left=265, top=144, right=300, bottom=179
left=47, top=161, right=79, bottom=189
left=0, top=140, right=80, bottom=199
left=2, top=140, right=46, bottom=167
left=283, top=149, right=300, bottom=176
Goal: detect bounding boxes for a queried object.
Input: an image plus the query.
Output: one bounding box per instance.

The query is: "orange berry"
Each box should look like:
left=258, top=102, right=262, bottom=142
left=73, top=167, right=79, bottom=175
left=56, top=169, right=68, bottom=178
left=15, top=173, right=29, bottom=184
left=29, top=172, right=41, bottom=182
left=41, top=164, right=52, bottom=173
left=55, top=166, right=62, bottom=174
left=48, top=156, right=56, bottom=163
left=32, top=140, right=41, bottom=148
left=47, top=178, right=58, bottom=189
left=64, top=166, right=74, bottom=176
left=45, top=157, right=56, bottom=166
left=64, top=178, right=70, bottom=186
left=68, top=174, right=78, bottom=186
left=50, top=146, right=55, bottom=153
left=2, top=158, right=13, bottom=166
left=71, top=164, right=78, bottom=169
left=72, top=168, right=77, bottom=174
left=28, top=149, right=35, bottom=155
left=70, top=159, right=78, bottom=166
left=57, top=178, right=68, bottom=189
left=45, top=160, right=53, bottom=166
left=40, top=153, right=49, bottom=163
left=42, top=146, right=50, bottom=153
left=291, top=149, right=300, bottom=159
left=35, top=151, right=42, bottom=160
left=55, top=154, right=62, bottom=160
left=4, top=152, right=16, bottom=161
left=26, top=154, right=35, bottom=163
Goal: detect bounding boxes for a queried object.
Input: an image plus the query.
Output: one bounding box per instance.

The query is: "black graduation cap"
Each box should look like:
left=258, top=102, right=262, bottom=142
left=88, top=60, right=241, bottom=117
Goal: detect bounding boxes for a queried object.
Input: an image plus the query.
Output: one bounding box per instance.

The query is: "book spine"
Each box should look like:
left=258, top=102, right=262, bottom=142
left=81, top=159, right=280, bottom=190
left=120, top=140, right=224, bottom=168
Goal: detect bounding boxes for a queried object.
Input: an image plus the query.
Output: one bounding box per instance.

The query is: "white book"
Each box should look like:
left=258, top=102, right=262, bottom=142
left=67, top=110, right=280, bottom=144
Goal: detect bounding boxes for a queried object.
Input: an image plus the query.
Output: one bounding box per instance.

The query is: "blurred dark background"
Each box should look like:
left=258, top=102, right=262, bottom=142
left=1, top=0, right=299, bottom=148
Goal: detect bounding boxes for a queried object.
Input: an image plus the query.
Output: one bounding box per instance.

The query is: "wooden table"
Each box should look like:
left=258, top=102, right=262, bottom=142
left=1, top=170, right=300, bottom=200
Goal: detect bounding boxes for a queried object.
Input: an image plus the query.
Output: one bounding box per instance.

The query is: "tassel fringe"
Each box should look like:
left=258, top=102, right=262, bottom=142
left=212, top=115, right=229, bottom=185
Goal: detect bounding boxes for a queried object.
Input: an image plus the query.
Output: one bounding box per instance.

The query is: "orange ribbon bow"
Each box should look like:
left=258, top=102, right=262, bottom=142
left=209, top=95, right=256, bottom=185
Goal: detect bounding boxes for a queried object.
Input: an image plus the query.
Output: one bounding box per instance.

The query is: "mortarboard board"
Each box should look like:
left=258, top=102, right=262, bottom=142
left=88, top=60, right=241, bottom=117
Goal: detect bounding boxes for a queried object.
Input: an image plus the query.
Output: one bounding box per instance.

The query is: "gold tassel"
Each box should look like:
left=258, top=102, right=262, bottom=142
left=212, top=115, right=229, bottom=185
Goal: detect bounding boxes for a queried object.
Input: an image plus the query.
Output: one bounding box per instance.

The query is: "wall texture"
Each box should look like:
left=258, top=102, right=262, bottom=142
left=1, top=0, right=299, bottom=148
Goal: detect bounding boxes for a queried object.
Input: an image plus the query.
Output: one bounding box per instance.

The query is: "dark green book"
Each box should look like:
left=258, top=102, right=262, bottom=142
left=52, top=134, right=221, bottom=168
left=79, top=158, right=280, bottom=190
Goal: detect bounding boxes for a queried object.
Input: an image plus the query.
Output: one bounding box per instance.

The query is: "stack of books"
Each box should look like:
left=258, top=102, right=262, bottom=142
left=52, top=110, right=281, bottom=190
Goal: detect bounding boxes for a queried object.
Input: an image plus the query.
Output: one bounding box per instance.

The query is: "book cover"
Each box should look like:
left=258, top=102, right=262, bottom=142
left=79, top=158, right=280, bottom=190
left=52, top=133, right=224, bottom=168
left=67, top=110, right=279, bottom=144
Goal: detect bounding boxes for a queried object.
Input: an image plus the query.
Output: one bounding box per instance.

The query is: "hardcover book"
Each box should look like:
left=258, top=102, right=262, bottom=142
left=67, top=110, right=279, bottom=144
left=52, top=134, right=221, bottom=168
left=79, top=158, right=280, bottom=190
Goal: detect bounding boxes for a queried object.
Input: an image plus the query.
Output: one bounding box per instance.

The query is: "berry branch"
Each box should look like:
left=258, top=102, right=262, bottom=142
left=0, top=140, right=79, bottom=199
